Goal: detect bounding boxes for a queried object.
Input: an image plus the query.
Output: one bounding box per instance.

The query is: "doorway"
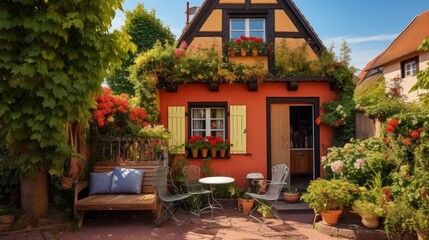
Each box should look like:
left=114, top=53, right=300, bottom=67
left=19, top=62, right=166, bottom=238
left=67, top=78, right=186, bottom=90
left=267, top=98, right=320, bottom=190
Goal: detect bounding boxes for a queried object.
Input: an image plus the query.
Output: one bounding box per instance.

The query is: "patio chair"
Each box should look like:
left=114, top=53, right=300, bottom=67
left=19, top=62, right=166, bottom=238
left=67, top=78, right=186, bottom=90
left=245, top=163, right=289, bottom=229
left=153, top=165, right=192, bottom=232
left=182, top=165, right=212, bottom=217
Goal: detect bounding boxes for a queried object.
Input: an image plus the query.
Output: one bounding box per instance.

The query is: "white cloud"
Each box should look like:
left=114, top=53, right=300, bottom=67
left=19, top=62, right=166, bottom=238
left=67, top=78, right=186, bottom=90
left=323, top=34, right=398, bottom=46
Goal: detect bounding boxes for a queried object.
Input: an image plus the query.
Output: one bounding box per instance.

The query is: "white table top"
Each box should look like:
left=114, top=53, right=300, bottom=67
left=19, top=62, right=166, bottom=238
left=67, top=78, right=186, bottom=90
left=199, top=176, right=235, bottom=185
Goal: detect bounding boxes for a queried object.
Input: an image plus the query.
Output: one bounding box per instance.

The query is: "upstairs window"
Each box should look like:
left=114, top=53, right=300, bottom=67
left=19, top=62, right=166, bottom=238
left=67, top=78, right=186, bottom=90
left=401, top=57, right=418, bottom=78
left=230, top=19, right=265, bottom=40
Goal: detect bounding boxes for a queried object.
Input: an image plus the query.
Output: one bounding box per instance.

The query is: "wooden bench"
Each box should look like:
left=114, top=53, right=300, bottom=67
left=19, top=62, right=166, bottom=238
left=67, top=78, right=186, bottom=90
left=74, top=161, right=162, bottom=229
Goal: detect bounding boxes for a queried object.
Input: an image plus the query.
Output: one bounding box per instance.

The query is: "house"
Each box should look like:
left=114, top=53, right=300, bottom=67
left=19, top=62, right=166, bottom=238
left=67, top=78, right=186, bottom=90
left=359, top=10, right=429, bottom=102
left=158, top=0, right=345, bottom=188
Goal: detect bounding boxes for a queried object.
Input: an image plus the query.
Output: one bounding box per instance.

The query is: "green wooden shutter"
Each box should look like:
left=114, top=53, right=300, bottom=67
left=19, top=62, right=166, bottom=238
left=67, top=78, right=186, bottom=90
left=230, top=105, right=247, bottom=154
left=168, top=106, right=185, bottom=154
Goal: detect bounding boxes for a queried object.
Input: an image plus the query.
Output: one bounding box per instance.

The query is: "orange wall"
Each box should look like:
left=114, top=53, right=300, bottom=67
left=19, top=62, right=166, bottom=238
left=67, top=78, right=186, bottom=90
left=160, top=82, right=335, bottom=187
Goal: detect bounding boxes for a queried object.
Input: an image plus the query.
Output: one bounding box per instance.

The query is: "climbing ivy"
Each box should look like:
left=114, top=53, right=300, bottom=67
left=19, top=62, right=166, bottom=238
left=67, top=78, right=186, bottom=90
left=0, top=0, right=135, bottom=176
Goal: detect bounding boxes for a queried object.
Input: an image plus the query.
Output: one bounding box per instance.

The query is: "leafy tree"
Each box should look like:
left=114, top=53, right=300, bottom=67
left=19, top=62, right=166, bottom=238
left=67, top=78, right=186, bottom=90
left=411, top=37, right=429, bottom=105
left=106, top=3, right=175, bottom=97
left=0, top=0, right=135, bottom=218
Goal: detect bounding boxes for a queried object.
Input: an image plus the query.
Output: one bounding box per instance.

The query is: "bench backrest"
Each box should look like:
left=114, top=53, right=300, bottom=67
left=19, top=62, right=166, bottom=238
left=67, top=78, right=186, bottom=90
left=93, top=161, right=161, bottom=194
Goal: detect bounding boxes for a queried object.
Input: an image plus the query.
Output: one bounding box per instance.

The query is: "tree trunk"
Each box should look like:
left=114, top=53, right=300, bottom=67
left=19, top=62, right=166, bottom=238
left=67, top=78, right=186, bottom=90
left=21, top=171, right=48, bottom=219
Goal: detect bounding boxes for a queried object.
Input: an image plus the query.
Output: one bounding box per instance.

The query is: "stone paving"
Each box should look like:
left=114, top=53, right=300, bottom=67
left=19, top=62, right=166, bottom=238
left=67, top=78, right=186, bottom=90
left=0, top=209, right=350, bottom=240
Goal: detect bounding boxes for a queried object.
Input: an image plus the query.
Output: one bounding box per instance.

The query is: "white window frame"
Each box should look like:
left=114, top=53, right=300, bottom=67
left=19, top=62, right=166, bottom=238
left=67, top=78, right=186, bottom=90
left=230, top=18, right=266, bottom=41
left=190, top=107, right=225, bottom=139
left=405, top=61, right=416, bottom=77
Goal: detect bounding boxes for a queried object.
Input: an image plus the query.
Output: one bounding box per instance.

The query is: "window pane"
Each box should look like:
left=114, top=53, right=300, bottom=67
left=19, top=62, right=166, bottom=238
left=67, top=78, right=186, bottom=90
left=231, top=19, right=245, bottom=30
left=192, top=120, right=205, bottom=130
left=249, top=31, right=264, bottom=39
left=192, top=109, right=205, bottom=118
left=249, top=19, right=264, bottom=30
left=231, top=31, right=245, bottom=39
left=210, top=109, right=224, bottom=118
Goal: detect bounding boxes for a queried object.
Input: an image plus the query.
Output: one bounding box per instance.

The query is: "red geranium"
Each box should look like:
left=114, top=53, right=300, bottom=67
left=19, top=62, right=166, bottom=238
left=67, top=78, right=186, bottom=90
left=315, top=116, right=322, bottom=126
left=337, top=119, right=343, bottom=125
left=388, top=119, right=399, bottom=127
left=410, top=130, right=420, bottom=139
left=418, top=127, right=424, bottom=132
left=403, top=138, right=412, bottom=145
left=385, top=125, right=394, bottom=132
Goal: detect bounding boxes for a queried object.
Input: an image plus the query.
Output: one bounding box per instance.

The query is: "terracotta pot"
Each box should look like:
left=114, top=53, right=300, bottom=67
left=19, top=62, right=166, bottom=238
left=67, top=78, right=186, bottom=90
left=321, top=209, right=342, bottom=226
left=191, top=148, right=199, bottom=158
left=240, top=48, right=247, bottom=56
left=0, top=215, right=15, bottom=224
left=220, top=149, right=226, bottom=157
left=361, top=216, right=379, bottom=229
left=201, top=148, right=208, bottom=158
left=239, top=198, right=255, bottom=214
left=251, top=48, right=258, bottom=56
left=283, top=192, right=300, bottom=203
left=211, top=148, right=217, bottom=158
left=229, top=49, right=236, bottom=57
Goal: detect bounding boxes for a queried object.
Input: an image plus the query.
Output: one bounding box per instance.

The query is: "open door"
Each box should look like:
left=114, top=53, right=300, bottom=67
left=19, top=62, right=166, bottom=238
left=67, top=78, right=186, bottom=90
left=270, top=103, right=315, bottom=190
left=270, top=104, right=291, bottom=186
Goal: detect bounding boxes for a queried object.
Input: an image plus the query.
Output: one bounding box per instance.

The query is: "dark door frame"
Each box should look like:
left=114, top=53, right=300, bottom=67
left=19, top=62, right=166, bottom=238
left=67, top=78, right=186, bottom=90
left=266, top=97, right=320, bottom=180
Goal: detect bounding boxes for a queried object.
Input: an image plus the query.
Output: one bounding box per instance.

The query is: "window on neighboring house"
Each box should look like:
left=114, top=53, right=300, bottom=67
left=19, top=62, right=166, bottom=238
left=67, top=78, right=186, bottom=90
left=190, top=104, right=226, bottom=139
left=230, top=18, right=265, bottom=40
left=402, top=57, right=419, bottom=77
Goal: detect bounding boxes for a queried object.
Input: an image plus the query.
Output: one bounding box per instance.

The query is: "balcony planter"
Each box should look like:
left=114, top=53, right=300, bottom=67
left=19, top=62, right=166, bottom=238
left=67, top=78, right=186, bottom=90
left=165, top=83, right=178, bottom=92
left=209, top=81, right=219, bottom=92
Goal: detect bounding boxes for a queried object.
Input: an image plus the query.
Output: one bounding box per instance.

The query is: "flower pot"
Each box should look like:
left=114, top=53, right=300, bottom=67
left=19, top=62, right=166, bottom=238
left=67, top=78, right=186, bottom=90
left=283, top=192, right=300, bottom=203
left=0, top=215, right=15, bottom=224
left=240, top=48, right=247, bottom=56
left=191, top=148, right=199, bottom=158
left=239, top=198, right=255, bottom=214
left=247, top=81, right=258, bottom=91
left=220, top=149, right=226, bottom=158
left=251, top=48, right=258, bottom=56
left=321, top=209, right=342, bottom=226
left=229, top=49, right=236, bottom=57
left=61, top=176, right=74, bottom=189
left=211, top=148, right=217, bottom=158
left=201, top=148, right=208, bottom=158
left=361, top=216, right=379, bottom=229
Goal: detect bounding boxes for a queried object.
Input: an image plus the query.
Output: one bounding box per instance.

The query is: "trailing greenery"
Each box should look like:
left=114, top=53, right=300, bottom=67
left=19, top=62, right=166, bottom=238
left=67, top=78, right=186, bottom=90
left=0, top=0, right=135, bottom=177
left=354, top=75, right=408, bottom=120
left=106, top=3, right=175, bottom=98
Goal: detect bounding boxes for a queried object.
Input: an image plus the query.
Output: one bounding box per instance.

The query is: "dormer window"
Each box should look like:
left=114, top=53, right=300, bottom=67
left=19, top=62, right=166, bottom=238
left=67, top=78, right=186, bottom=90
left=230, top=19, right=265, bottom=40
left=401, top=57, right=419, bottom=78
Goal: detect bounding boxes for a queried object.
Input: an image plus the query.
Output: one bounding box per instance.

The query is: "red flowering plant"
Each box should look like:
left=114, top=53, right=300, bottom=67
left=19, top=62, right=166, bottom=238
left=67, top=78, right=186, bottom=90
left=235, top=36, right=264, bottom=51
left=91, top=87, right=148, bottom=137
left=185, top=135, right=205, bottom=150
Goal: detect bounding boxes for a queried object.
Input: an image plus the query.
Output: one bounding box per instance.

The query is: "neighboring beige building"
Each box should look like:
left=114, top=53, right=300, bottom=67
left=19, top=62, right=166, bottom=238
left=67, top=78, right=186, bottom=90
left=359, top=10, right=429, bottom=102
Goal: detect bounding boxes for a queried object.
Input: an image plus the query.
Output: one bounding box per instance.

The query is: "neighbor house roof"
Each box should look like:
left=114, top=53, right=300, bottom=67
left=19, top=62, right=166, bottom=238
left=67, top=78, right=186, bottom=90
left=357, top=54, right=382, bottom=84
left=370, top=10, right=429, bottom=69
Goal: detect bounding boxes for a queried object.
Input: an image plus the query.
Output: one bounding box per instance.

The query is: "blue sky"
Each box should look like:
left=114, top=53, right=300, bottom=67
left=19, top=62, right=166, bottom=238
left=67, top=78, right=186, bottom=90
left=111, top=0, right=429, bottom=71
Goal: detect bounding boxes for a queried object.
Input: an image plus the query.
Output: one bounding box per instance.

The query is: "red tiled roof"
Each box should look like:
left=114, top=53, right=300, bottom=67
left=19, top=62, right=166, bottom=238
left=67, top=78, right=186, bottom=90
left=358, top=55, right=380, bottom=80
left=371, top=10, right=429, bottom=69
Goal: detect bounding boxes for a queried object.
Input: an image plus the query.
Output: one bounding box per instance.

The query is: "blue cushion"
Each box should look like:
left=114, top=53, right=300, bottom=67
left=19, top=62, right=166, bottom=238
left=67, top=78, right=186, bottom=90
left=111, top=167, right=144, bottom=194
left=89, top=172, right=113, bottom=195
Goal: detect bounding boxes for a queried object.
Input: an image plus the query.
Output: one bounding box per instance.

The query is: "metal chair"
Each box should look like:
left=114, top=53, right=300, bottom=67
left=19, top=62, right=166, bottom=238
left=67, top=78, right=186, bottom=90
left=153, top=165, right=192, bottom=232
left=183, top=165, right=212, bottom=217
left=245, top=163, right=289, bottom=229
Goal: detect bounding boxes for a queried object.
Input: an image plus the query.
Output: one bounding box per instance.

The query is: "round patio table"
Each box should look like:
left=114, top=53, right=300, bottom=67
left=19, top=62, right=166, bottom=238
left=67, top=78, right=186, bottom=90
left=199, top=176, right=235, bottom=219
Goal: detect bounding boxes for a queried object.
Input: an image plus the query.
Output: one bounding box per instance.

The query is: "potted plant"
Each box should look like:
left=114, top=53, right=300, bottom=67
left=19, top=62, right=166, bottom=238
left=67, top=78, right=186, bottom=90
left=239, top=194, right=255, bottom=214
left=216, top=138, right=231, bottom=157
left=301, top=178, right=358, bottom=226
left=224, top=39, right=238, bottom=57
left=228, top=185, right=245, bottom=211
left=200, top=139, right=210, bottom=158
left=185, top=135, right=204, bottom=158
left=353, top=200, right=385, bottom=228
left=257, top=205, right=273, bottom=219
left=236, top=36, right=250, bottom=56
left=284, top=188, right=300, bottom=203
left=247, top=37, right=264, bottom=56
